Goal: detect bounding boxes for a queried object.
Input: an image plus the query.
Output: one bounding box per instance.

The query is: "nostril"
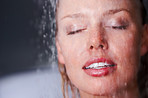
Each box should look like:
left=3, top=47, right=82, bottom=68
left=90, top=44, right=104, bottom=50
left=90, top=46, right=93, bottom=49
left=99, top=45, right=104, bottom=48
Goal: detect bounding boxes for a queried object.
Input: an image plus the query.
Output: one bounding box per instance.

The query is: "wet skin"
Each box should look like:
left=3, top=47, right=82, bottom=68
left=56, top=0, right=148, bottom=97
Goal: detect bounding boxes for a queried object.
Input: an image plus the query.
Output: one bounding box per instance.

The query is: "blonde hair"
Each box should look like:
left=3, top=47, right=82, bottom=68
left=58, top=63, right=79, bottom=98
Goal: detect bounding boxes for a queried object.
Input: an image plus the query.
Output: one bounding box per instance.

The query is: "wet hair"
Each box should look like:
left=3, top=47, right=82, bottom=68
left=55, top=0, right=148, bottom=98
left=138, top=1, right=148, bottom=98
left=138, top=0, right=148, bottom=94
left=140, top=0, right=147, bottom=24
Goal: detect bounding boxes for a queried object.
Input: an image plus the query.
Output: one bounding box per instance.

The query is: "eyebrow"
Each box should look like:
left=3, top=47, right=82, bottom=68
left=61, top=8, right=130, bottom=21
left=61, top=13, right=85, bottom=20
left=103, top=8, right=130, bottom=16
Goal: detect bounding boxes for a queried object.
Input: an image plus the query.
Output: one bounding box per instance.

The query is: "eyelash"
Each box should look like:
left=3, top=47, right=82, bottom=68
left=112, top=25, right=128, bottom=30
left=68, top=29, right=84, bottom=35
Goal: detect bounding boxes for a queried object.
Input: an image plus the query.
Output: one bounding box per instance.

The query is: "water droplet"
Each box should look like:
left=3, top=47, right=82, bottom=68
left=35, top=0, right=58, bottom=69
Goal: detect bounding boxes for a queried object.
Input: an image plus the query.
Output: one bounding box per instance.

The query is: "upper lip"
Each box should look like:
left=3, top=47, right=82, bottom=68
left=82, top=58, right=116, bottom=69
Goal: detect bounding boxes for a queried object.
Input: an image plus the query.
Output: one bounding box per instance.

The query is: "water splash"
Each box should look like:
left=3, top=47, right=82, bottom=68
left=34, top=0, right=58, bottom=69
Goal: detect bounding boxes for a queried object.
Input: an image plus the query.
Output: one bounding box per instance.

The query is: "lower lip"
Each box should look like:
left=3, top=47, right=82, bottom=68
left=83, top=66, right=117, bottom=77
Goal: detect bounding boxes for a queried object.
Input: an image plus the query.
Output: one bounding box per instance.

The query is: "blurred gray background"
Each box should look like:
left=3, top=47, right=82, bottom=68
left=0, top=0, right=50, bottom=76
left=0, top=1, right=63, bottom=98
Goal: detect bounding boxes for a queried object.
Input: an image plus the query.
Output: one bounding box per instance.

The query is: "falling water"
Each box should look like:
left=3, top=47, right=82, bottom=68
left=0, top=1, right=63, bottom=98
left=35, top=0, right=58, bottom=69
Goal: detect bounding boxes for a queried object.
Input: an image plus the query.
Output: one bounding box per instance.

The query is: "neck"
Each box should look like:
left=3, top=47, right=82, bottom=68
left=80, top=84, right=140, bottom=98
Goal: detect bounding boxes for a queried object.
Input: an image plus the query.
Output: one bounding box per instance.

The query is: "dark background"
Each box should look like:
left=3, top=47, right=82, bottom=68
left=0, top=0, right=148, bottom=76
left=0, top=0, right=43, bottom=76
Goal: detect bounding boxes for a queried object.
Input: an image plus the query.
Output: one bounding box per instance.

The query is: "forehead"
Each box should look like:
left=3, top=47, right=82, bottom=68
left=57, top=0, right=140, bottom=19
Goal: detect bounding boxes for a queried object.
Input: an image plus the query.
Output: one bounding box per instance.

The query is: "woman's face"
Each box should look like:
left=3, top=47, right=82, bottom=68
left=56, top=0, right=147, bottom=96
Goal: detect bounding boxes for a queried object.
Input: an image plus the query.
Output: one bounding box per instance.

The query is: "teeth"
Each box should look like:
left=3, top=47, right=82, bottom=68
left=85, top=62, right=113, bottom=69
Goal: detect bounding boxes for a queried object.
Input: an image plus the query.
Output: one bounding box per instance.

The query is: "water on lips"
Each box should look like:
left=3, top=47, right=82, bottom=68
left=85, top=62, right=114, bottom=69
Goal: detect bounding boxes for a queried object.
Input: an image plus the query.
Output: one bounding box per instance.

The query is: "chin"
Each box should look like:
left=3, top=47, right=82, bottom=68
left=84, top=84, right=119, bottom=96
left=78, top=75, right=134, bottom=97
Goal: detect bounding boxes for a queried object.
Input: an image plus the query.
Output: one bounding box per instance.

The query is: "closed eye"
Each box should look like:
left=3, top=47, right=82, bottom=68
left=68, top=29, right=85, bottom=35
left=112, top=25, right=128, bottom=30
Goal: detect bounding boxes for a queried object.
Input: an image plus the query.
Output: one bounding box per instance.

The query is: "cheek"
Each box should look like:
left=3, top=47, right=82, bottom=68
left=109, top=32, right=141, bottom=80
left=59, top=33, right=88, bottom=66
left=109, top=31, right=140, bottom=59
left=58, top=33, right=90, bottom=85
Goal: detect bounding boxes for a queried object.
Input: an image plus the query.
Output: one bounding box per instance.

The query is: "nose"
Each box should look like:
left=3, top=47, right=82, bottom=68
left=88, top=28, right=108, bottom=50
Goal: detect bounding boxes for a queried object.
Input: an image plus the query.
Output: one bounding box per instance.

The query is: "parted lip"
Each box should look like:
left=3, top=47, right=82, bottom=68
left=82, top=58, right=116, bottom=69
